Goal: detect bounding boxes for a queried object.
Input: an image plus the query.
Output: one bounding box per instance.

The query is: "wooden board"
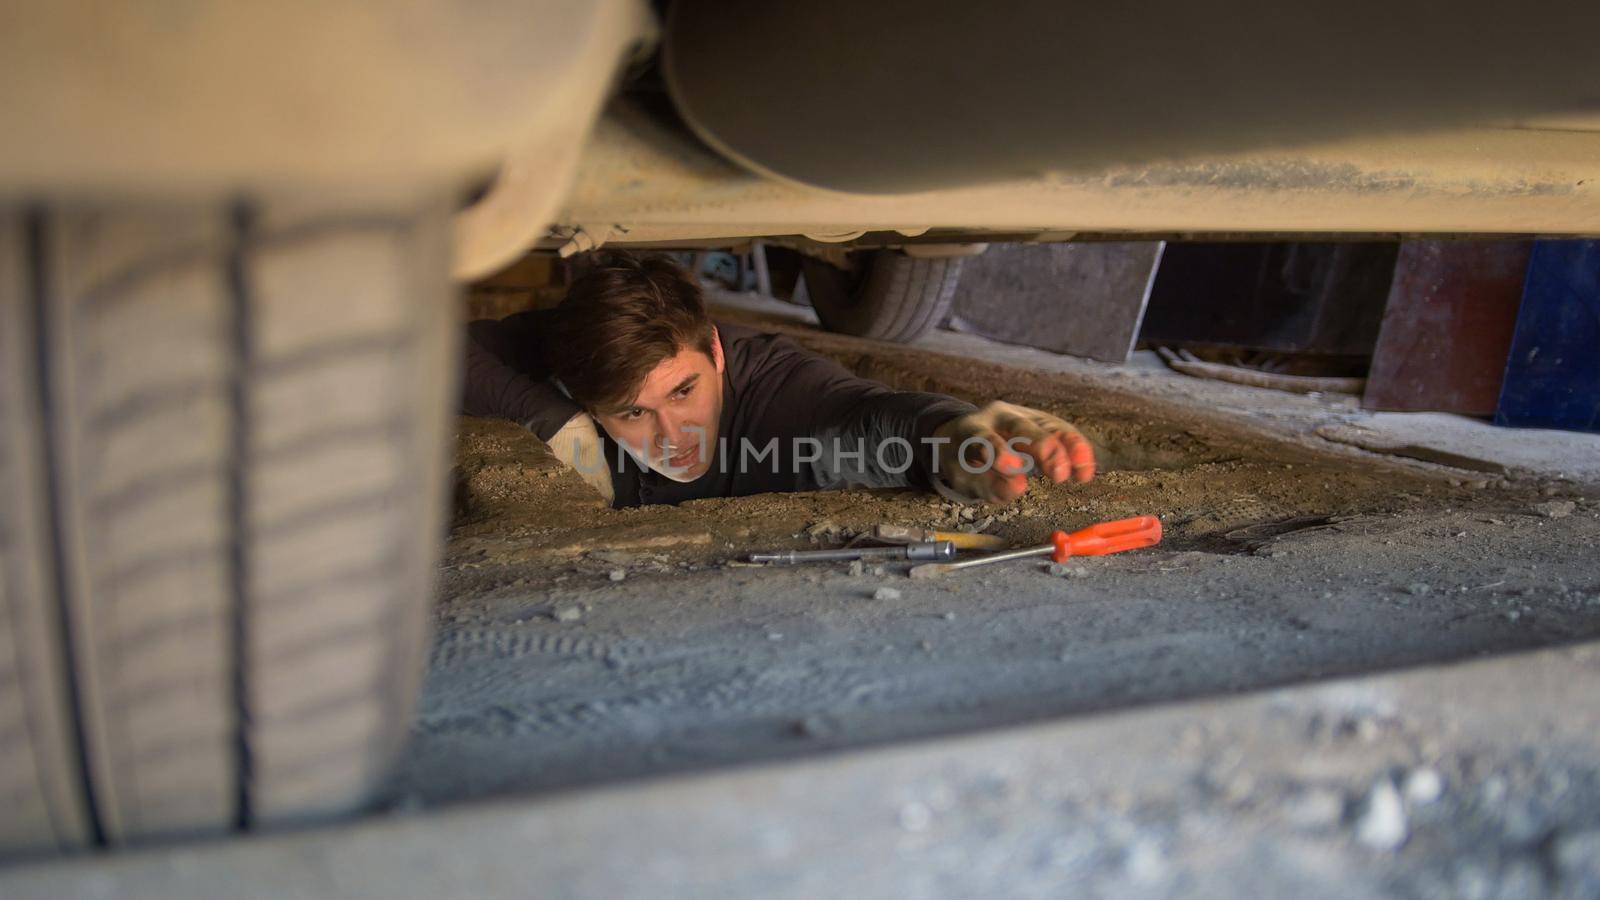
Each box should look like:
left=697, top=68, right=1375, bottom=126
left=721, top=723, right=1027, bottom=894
left=950, top=242, right=1164, bottom=364
left=1362, top=241, right=1530, bottom=415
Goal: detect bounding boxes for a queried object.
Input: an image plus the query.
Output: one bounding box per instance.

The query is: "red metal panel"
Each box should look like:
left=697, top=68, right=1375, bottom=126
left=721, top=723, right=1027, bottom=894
left=1362, top=241, right=1530, bottom=415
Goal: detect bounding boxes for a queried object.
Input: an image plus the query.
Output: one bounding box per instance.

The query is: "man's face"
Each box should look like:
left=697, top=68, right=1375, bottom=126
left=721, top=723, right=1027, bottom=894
left=592, top=328, right=725, bottom=482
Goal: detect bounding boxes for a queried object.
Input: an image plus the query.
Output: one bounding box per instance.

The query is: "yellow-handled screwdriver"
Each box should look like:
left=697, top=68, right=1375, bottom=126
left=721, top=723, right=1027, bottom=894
left=872, top=524, right=1006, bottom=552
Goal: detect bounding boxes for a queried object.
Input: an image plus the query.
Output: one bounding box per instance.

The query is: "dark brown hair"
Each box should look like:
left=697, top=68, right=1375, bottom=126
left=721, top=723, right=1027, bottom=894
left=542, top=251, right=714, bottom=413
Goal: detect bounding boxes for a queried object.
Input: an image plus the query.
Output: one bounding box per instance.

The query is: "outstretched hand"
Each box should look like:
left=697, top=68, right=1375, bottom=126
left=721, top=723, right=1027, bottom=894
left=932, top=401, right=1095, bottom=503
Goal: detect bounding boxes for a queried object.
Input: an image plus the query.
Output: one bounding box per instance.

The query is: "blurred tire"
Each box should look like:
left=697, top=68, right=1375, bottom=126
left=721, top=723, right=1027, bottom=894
left=800, top=250, right=963, bottom=343
left=0, top=201, right=455, bottom=854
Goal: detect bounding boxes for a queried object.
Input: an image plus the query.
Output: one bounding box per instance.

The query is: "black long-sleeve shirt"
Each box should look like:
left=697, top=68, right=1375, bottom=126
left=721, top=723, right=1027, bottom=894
left=462, top=311, right=975, bottom=507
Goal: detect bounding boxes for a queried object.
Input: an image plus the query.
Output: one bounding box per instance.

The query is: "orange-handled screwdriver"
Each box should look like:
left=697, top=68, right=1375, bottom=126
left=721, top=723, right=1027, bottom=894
left=908, top=515, right=1162, bottom=580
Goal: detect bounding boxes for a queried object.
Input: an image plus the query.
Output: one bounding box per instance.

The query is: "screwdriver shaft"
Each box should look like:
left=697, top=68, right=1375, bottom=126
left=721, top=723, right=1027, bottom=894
left=927, top=544, right=1052, bottom=572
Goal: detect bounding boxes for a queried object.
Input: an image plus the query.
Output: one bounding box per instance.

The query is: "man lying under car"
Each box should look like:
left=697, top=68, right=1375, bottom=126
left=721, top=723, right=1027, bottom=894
left=462, top=251, right=1095, bottom=507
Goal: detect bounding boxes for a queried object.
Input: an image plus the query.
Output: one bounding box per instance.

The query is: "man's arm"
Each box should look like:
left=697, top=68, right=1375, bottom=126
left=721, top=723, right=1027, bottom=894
left=462, top=312, right=615, bottom=503
left=742, top=332, right=1095, bottom=502
left=744, top=335, right=975, bottom=490
left=461, top=311, right=583, bottom=441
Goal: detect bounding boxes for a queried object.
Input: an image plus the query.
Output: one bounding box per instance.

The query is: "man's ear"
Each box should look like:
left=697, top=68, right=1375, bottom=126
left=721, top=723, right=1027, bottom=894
left=710, top=325, right=725, bottom=374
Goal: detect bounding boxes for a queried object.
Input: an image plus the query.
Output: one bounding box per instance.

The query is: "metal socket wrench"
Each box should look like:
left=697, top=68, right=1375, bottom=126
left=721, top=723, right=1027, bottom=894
left=747, top=540, right=957, bottom=565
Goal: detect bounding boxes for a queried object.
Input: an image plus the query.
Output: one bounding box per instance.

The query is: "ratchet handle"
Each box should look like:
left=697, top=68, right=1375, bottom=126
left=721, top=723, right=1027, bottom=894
left=1050, top=516, right=1163, bottom=561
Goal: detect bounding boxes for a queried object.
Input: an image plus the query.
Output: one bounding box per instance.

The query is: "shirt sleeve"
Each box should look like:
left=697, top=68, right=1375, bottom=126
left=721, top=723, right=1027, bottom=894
left=460, top=312, right=585, bottom=442
left=748, top=335, right=975, bottom=490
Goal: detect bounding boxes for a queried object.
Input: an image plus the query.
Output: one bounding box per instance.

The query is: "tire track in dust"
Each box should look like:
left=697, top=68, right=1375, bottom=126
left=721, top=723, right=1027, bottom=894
left=414, top=668, right=763, bottom=740
left=428, top=625, right=641, bottom=670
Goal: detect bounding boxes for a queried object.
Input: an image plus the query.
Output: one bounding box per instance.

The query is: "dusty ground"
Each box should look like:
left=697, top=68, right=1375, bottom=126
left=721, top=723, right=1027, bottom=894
left=31, top=644, right=1600, bottom=899
left=395, top=302, right=1600, bottom=828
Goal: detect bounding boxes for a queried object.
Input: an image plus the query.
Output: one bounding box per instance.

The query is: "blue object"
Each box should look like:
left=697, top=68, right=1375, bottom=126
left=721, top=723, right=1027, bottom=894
left=1495, top=240, right=1600, bottom=433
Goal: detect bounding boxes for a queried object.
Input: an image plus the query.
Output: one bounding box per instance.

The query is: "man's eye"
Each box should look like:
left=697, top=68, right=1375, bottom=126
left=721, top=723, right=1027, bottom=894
left=673, top=386, right=693, bottom=400
left=623, top=408, right=644, bottom=420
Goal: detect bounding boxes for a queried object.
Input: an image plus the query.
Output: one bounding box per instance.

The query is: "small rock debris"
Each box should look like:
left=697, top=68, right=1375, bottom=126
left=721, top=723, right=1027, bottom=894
left=1283, top=788, right=1345, bottom=831
left=1553, top=828, right=1600, bottom=884
left=1355, top=778, right=1408, bottom=851
left=554, top=606, right=583, bottom=623
left=793, top=715, right=836, bottom=739
left=804, top=519, right=844, bottom=541
left=898, top=801, right=932, bottom=832
left=608, top=569, right=626, bottom=582
left=1533, top=500, right=1577, bottom=519
left=874, top=587, right=902, bottom=601
left=1403, top=767, right=1444, bottom=805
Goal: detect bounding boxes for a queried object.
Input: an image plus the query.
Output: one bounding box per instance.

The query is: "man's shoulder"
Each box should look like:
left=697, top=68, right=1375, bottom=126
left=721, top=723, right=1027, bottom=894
left=471, top=307, right=557, bottom=333
left=716, top=320, right=805, bottom=373
left=468, top=309, right=559, bottom=368
left=714, top=319, right=771, bottom=347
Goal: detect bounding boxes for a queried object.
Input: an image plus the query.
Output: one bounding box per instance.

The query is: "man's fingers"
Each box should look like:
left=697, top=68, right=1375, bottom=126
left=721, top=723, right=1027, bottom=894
left=1061, top=428, right=1095, bottom=483
left=981, top=435, right=1029, bottom=500
left=938, top=405, right=1097, bottom=500
left=995, top=446, right=1027, bottom=477
left=988, top=470, right=1028, bottom=502
left=943, top=427, right=1027, bottom=501
left=1028, top=412, right=1095, bottom=484
left=1036, top=434, right=1073, bottom=482
left=992, top=414, right=1057, bottom=479
left=997, top=412, right=1095, bottom=485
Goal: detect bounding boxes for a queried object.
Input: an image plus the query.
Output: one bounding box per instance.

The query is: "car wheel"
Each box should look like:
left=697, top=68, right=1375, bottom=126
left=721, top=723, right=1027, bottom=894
left=800, top=250, right=964, bottom=343
left=0, top=201, right=455, bottom=854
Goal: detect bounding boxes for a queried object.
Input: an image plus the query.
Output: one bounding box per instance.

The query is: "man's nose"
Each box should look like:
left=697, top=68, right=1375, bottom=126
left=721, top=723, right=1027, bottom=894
left=657, top=412, right=696, bottom=447
left=654, top=411, right=684, bottom=447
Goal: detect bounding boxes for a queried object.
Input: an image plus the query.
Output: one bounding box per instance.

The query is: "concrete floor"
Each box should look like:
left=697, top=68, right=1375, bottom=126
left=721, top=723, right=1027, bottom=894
left=7, top=297, right=1599, bottom=897
left=12, top=639, right=1600, bottom=898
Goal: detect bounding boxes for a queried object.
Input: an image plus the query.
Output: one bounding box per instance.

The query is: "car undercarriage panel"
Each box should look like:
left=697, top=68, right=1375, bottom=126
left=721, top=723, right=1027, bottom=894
left=663, top=0, right=1600, bottom=194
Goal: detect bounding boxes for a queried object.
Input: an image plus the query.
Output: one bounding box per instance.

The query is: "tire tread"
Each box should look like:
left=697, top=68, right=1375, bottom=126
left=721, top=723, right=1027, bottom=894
left=0, top=202, right=451, bottom=852
left=803, top=251, right=965, bottom=343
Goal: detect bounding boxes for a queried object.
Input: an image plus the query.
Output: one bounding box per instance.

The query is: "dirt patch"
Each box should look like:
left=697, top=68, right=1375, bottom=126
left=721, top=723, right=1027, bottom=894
left=453, top=417, right=607, bottom=522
